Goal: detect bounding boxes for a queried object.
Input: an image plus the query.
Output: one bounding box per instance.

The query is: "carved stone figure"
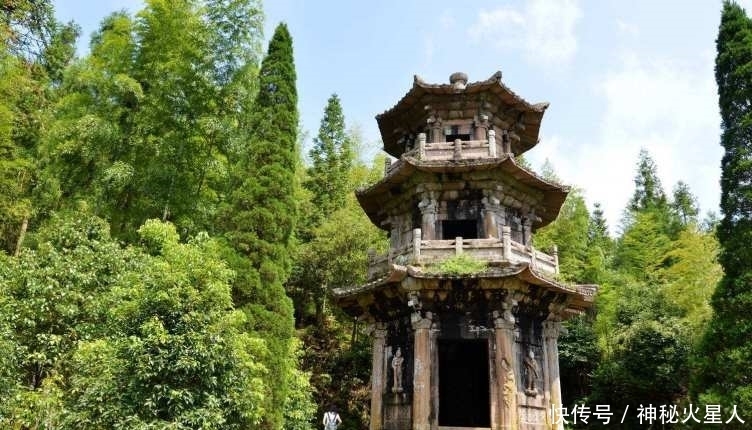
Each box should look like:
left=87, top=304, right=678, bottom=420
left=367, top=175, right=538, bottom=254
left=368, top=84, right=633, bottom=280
left=392, top=347, right=404, bottom=393
left=523, top=349, right=540, bottom=396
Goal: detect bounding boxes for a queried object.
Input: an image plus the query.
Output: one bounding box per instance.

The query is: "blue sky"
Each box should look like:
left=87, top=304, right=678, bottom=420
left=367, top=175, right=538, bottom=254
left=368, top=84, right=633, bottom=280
left=53, top=0, right=735, bottom=234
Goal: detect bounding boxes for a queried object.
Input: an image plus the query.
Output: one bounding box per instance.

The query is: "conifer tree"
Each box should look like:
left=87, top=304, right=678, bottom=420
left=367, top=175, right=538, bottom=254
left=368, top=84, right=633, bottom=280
left=695, top=2, right=752, bottom=420
left=587, top=202, right=611, bottom=248
left=222, top=23, right=301, bottom=429
left=306, top=94, right=354, bottom=227
left=628, top=149, right=667, bottom=213
left=671, top=180, right=700, bottom=227
left=298, top=94, right=355, bottom=324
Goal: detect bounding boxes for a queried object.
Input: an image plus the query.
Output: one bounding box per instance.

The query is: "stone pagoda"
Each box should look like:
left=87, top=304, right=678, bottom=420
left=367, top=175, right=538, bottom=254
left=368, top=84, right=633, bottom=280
left=333, top=72, right=596, bottom=430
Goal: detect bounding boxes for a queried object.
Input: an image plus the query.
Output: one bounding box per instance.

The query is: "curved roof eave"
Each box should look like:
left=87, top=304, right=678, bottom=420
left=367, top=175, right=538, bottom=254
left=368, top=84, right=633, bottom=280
left=356, top=155, right=569, bottom=228
left=376, top=71, right=550, bottom=157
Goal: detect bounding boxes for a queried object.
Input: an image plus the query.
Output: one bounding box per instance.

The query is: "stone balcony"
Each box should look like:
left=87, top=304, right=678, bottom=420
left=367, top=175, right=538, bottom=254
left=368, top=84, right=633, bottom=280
left=367, top=226, right=559, bottom=281
left=384, top=131, right=505, bottom=176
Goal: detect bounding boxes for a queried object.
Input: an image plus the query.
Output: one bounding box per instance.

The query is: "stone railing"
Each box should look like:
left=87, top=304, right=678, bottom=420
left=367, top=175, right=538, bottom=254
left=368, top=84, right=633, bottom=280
left=367, top=226, right=559, bottom=279
left=381, top=132, right=502, bottom=175
left=416, top=130, right=501, bottom=161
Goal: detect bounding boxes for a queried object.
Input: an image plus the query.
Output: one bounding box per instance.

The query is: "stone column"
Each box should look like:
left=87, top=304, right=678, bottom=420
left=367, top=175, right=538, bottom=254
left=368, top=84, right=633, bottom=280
left=412, top=228, right=422, bottom=263
left=488, top=129, right=497, bottom=157
left=418, top=132, right=427, bottom=159
left=453, top=138, right=463, bottom=159
left=428, top=116, right=443, bottom=144
left=502, top=226, right=512, bottom=262
left=418, top=192, right=438, bottom=240
left=542, top=319, right=563, bottom=430
left=522, top=215, right=533, bottom=246
left=412, top=312, right=433, bottom=430
left=552, top=245, right=559, bottom=275
left=493, top=304, right=518, bottom=430
left=502, top=129, right=512, bottom=155
left=370, top=324, right=388, bottom=430
left=475, top=114, right=489, bottom=141
left=482, top=190, right=502, bottom=239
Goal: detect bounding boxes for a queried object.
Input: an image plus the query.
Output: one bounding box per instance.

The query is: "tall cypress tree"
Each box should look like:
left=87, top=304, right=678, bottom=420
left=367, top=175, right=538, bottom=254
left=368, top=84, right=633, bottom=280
left=694, top=2, right=752, bottom=422
left=223, top=22, right=300, bottom=429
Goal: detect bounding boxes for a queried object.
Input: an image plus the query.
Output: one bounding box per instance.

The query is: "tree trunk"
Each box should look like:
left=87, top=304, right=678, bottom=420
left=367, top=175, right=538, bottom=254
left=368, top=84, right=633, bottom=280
left=14, top=217, right=28, bottom=257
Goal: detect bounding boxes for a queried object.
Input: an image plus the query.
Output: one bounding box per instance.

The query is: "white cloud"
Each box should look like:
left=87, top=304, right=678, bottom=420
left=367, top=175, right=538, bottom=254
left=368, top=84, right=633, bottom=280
left=528, top=51, right=721, bottom=234
left=439, top=9, right=456, bottom=29
left=469, top=0, right=582, bottom=67
left=616, top=19, right=639, bottom=37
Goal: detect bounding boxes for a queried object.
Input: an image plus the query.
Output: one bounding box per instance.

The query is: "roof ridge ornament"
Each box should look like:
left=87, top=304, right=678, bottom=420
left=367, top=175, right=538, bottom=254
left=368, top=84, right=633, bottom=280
left=449, top=72, right=468, bottom=90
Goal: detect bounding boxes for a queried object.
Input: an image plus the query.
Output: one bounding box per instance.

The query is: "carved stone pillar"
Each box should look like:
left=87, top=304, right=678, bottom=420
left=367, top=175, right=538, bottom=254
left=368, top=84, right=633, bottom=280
left=502, top=129, right=512, bottom=155
left=412, top=312, right=433, bottom=430
left=475, top=114, right=489, bottom=141
left=384, top=157, right=392, bottom=176
left=388, top=216, right=400, bottom=251
left=542, top=319, right=563, bottom=430
left=453, top=138, right=463, bottom=159
left=371, top=324, right=388, bottom=430
left=522, top=214, right=533, bottom=246
left=418, top=192, right=438, bottom=240
left=493, top=304, right=518, bottom=430
left=482, top=190, right=502, bottom=239
left=417, top=132, right=427, bottom=159
left=428, top=115, right=443, bottom=144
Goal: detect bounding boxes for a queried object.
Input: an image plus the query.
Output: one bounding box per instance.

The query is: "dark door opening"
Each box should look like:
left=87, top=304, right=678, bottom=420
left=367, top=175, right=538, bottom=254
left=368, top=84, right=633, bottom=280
left=438, top=339, right=490, bottom=427
left=446, top=133, right=471, bottom=142
left=442, top=219, right=478, bottom=239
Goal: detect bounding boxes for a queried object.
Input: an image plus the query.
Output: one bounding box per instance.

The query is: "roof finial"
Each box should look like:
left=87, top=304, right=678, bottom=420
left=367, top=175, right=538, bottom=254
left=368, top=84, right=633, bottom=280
left=449, top=72, right=468, bottom=90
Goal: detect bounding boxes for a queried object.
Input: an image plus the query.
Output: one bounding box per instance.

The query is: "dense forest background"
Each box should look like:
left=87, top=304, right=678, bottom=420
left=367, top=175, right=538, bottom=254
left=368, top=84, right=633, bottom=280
left=1, top=1, right=751, bottom=429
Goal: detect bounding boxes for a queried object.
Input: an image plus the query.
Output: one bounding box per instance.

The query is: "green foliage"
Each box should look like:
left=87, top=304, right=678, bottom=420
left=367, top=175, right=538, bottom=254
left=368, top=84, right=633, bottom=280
left=534, top=188, right=591, bottom=282
left=306, top=94, right=355, bottom=227
left=613, top=209, right=673, bottom=280
left=694, top=2, right=752, bottom=422
left=426, top=253, right=488, bottom=276
left=0, top=50, right=34, bottom=254
left=43, top=0, right=263, bottom=239
left=300, top=320, right=372, bottom=430
left=671, top=180, right=700, bottom=227
left=628, top=149, right=668, bottom=214
left=0, top=213, right=142, bottom=426
left=289, top=152, right=386, bottom=428
left=655, top=227, right=721, bottom=335
left=1, top=0, right=80, bottom=77
left=558, top=315, right=599, bottom=405
left=65, top=220, right=271, bottom=429
left=0, top=214, right=282, bottom=429
left=0, top=0, right=78, bottom=254
left=219, top=22, right=304, bottom=429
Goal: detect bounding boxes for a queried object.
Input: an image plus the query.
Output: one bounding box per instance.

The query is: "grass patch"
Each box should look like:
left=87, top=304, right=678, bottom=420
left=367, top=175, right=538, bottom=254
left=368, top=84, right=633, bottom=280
left=425, top=254, right=488, bottom=276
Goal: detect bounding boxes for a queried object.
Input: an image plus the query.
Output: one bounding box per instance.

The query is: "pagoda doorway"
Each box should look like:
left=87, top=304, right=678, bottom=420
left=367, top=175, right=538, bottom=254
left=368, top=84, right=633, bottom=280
left=438, top=339, right=491, bottom=428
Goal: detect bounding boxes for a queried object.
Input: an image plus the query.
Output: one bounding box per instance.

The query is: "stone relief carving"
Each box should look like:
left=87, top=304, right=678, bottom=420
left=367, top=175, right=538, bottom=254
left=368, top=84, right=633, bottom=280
left=501, top=357, right=515, bottom=407
left=392, top=347, right=404, bottom=393
left=523, top=349, right=540, bottom=397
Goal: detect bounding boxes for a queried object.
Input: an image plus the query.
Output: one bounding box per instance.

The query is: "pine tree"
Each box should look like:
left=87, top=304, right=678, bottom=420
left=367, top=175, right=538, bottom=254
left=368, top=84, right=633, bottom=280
left=671, top=181, right=700, bottom=227
left=588, top=202, right=611, bottom=248
left=306, top=94, right=354, bottom=227
left=694, top=2, right=752, bottom=421
left=222, top=23, right=301, bottom=429
left=299, top=94, right=355, bottom=324
left=628, top=149, right=667, bottom=213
